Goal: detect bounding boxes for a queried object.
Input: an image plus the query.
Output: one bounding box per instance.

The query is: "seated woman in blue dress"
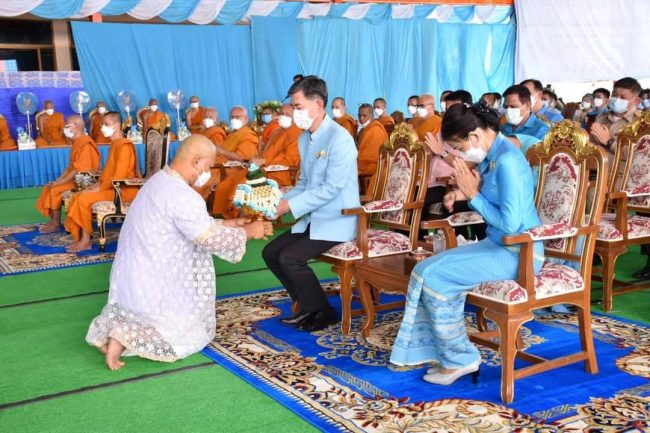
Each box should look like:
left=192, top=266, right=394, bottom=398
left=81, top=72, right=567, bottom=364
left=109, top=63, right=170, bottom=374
left=390, top=101, right=544, bottom=385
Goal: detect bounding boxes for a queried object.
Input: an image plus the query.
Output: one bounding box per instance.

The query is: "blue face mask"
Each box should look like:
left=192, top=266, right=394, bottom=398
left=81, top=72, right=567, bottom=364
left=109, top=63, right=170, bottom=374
left=262, top=114, right=272, bottom=124
left=609, top=97, right=629, bottom=114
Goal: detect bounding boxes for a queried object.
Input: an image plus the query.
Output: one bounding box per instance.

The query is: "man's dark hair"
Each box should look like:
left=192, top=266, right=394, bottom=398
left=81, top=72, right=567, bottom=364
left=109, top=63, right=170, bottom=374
left=408, top=95, right=419, bottom=101
left=373, top=97, right=387, bottom=105
left=445, top=90, right=473, bottom=105
left=441, top=102, right=500, bottom=141
left=332, top=96, right=346, bottom=105
left=288, top=75, right=328, bottom=106
left=520, top=79, right=543, bottom=92
left=293, top=74, right=304, bottom=82
left=593, top=88, right=611, bottom=99
left=492, top=92, right=502, bottom=102
left=503, top=85, right=531, bottom=104
left=613, top=77, right=642, bottom=96
left=440, top=90, right=453, bottom=98
left=542, top=89, right=557, bottom=101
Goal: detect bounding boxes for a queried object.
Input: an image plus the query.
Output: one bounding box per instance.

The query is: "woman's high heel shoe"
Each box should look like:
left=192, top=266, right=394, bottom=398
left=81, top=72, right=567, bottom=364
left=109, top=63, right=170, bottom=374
left=422, top=359, right=481, bottom=385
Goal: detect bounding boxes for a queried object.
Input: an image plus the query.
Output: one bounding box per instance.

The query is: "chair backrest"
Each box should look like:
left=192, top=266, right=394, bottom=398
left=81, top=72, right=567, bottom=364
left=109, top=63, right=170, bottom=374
left=608, top=111, right=650, bottom=212
left=527, top=120, right=608, bottom=257
left=368, top=123, right=429, bottom=243
left=143, top=127, right=169, bottom=179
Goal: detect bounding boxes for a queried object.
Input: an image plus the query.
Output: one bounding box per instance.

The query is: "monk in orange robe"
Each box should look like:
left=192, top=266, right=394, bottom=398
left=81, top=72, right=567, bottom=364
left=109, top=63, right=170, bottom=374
left=35, top=100, right=66, bottom=148
left=211, top=106, right=259, bottom=217
left=89, top=101, right=110, bottom=144
left=331, top=97, right=357, bottom=140
left=36, top=115, right=100, bottom=233
left=141, top=98, right=169, bottom=133
left=373, top=97, right=395, bottom=134
left=406, top=95, right=419, bottom=124
left=197, top=108, right=226, bottom=146
left=357, top=104, right=389, bottom=194
left=185, top=95, right=206, bottom=134
left=216, top=104, right=301, bottom=218
left=0, top=114, right=17, bottom=151
left=65, top=112, right=139, bottom=252
left=260, top=106, right=280, bottom=148
left=413, top=93, right=442, bottom=141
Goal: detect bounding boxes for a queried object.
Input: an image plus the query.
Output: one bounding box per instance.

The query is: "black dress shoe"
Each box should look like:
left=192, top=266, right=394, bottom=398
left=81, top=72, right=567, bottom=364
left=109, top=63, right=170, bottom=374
left=298, top=309, right=339, bottom=332
left=632, top=265, right=650, bottom=280
left=279, top=311, right=311, bottom=326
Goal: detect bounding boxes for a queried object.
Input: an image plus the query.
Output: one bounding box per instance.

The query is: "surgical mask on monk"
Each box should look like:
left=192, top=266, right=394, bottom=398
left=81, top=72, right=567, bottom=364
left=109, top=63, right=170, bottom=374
left=373, top=108, right=384, bottom=117
left=331, top=108, right=342, bottom=119
left=609, top=97, right=629, bottom=114
left=416, top=107, right=428, bottom=118
left=190, top=102, right=199, bottom=109
left=278, top=115, right=292, bottom=129
left=293, top=109, right=314, bottom=130
left=98, top=107, right=107, bottom=115
left=203, top=118, right=215, bottom=129
left=262, top=114, right=272, bottom=124
left=63, top=126, right=75, bottom=139
left=101, top=124, right=114, bottom=138
left=230, top=118, right=243, bottom=131
left=193, top=161, right=211, bottom=188
left=150, top=105, right=158, bottom=112
left=45, top=109, right=54, bottom=116
left=505, top=108, right=523, bottom=125
left=407, top=105, right=417, bottom=115
left=461, top=138, right=487, bottom=164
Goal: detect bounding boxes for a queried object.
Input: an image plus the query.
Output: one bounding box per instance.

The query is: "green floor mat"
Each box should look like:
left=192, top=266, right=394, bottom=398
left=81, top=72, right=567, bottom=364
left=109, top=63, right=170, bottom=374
left=0, top=365, right=316, bottom=433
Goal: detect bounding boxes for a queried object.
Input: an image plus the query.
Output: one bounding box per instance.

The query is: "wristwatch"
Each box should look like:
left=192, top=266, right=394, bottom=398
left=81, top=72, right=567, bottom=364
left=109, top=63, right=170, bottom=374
left=440, top=150, right=448, bottom=158
left=606, top=138, right=615, bottom=149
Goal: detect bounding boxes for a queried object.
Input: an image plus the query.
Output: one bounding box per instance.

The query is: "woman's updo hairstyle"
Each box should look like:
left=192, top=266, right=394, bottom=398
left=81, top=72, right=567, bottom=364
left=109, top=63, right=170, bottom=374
left=440, top=100, right=500, bottom=141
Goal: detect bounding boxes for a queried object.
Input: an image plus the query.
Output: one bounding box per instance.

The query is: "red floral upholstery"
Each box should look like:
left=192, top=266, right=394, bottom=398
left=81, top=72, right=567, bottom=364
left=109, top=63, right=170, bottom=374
left=624, top=135, right=650, bottom=208
left=597, top=213, right=650, bottom=242
left=92, top=200, right=131, bottom=215
left=537, top=153, right=580, bottom=252
left=379, top=148, right=413, bottom=224
left=362, top=200, right=403, bottom=213
left=322, top=229, right=411, bottom=261
left=471, top=262, right=584, bottom=304
left=448, top=211, right=484, bottom=227
left=526, top=223, right=578, bottom=241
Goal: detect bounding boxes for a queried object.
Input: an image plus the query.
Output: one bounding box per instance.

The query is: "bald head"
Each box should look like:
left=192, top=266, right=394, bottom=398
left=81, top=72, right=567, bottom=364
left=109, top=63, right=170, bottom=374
left=230, top=106, right=249, bottom=123
left=418, top=93, right=435, bottom=117
left=280, top=103, right=293, bottom=117
left=149, top=98, right=158, bottom=106
left=174, top=135, right=216, bottom=162
left=44, top=100, right=54, bottom=111
left=103, top=112, right=121, bottom=128
left=204, top=108, right=218, bottom=122
left=64, top=115, right=85, bottom=139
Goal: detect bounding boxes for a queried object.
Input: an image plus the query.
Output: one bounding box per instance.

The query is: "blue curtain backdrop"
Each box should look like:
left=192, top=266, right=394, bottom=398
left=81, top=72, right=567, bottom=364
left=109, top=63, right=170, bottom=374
left=71, top=21, right=254, bottom=130
left=71, top=18, right=514, bottom=129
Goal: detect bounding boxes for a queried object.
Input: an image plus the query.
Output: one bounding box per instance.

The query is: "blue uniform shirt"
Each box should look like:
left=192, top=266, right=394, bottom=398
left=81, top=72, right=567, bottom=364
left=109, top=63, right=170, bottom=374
left=536, top=105, right=564, bottom=124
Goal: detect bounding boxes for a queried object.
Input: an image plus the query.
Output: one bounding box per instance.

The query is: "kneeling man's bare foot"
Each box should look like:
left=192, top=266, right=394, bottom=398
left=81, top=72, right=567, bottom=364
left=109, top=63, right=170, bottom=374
left=105, top=337, right=126, bottom=370
left=97, top=343, right=108, bottom=354
left=39, top=221, right=60, bottom=234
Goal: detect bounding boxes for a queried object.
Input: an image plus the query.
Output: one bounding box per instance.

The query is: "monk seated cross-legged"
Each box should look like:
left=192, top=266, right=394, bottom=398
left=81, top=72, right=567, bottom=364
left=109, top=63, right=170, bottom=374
left=35, top=100, right=67, bottom=148
left=36, top=115, right=100, bottom=234
left=357, top=103, right=389, bottom=193
left=0, top=113, right=17, bottom=151
left=64, top=112, right=139, bottom=252
left=210, top=106, right=259, bottom=217
left=216, top=103, right=302, bottom=218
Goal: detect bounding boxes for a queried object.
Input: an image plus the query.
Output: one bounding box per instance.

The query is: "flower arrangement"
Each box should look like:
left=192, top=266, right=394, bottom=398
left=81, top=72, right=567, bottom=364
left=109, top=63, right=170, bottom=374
left=253, top=100, right=282, bottom=119
left=233, top=163, right=283, bottom=220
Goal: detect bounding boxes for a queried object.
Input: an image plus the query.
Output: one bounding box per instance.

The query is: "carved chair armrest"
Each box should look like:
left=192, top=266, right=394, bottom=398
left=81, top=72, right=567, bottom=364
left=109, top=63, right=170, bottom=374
left=524, top=223, right=578, bottom=241
left=111, top=178, right=145, bottom=211
left=420, top=219, right=457, bottom=249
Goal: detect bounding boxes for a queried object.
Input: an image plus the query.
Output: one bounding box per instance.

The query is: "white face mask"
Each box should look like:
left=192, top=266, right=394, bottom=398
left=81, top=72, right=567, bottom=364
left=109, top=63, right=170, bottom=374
left=230, top=118, right=243, bottom=131
left=579, top=101, right=591, bottom=110
left=193, top=161, right=211, bottom=188
left=278, top=115, right=292, bottom=129
left=530, top=95, right=538, bottom=108
left=45, top=109, right=54, bottom=116
left=407, top=105, right=417, bottom=115
left=643, top=99, right=650, bottom=109
left=593, top=98, right=604, bottom=108
left=63, top=126, right=75, bottom=139
left=609, top=97, right=629, bottom=114
left=373, top=107, right=384, bottom=117
left=293, top=109, right=314, bottom=130
left=97, top=107, right=107, bottom=115
left=360, top=119, right=370, bottom=128
left=150, top=105, right=158, bottom=112
left=190, top=102, right=199, bottom=109
left=440, top=102, right=447, bottom=112
left=506, top=107, right=524, bottom=125
left=203, top=118, right=215, bottom=129
left=101, top=124, right=115, bottom=138
left=461, top=139, right=488, bottom=164
left=416, top=107, right=428, bottom=118
left=331, top=108, right=342, bottom=119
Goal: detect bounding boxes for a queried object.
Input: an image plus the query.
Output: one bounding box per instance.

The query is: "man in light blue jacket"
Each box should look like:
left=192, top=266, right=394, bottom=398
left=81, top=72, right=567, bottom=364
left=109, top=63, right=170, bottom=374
left=262, top=76, right=360, bottom=332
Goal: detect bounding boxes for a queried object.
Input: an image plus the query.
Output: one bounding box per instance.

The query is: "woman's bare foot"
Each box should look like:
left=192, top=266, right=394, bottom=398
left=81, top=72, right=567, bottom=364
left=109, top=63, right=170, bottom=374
left=105, top=337, right=126, bottom=370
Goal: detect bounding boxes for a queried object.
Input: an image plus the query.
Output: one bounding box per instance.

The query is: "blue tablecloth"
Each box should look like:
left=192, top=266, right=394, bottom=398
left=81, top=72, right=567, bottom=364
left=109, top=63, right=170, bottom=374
left=0, top=141, right=180, bottom=189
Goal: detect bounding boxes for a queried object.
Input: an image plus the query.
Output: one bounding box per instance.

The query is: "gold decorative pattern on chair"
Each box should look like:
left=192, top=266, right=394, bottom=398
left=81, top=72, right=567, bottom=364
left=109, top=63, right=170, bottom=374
left=318, top=123, right=430, bottom=334
left=594, top=110, right=650, bottom=311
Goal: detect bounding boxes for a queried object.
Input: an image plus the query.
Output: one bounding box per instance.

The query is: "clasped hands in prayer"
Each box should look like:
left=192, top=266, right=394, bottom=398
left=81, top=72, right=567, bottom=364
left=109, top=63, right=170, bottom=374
left=444, top=159, right=480, bottom=212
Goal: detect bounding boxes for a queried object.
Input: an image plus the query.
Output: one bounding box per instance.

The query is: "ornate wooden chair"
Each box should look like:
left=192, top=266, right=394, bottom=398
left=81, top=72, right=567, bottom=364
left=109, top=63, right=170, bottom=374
left=316, top=123, right=429, bottom=334
left=357, top=120, right=608, bottom=403
left=142, top=127, right=170, bottom=179
left=594, top=111, right=650, bottom=311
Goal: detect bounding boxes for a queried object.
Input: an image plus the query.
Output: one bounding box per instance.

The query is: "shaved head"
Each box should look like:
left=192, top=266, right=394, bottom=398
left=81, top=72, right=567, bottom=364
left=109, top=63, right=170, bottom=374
left=174, top=134, right=216, bottom=163
left=280, top=103, right=293, bottom=117
left=44, top=100, right=54, bottom=110
left=96, top=101, right=106, bottom=108
left=103, top=112, right=122, bottom=128
left=418, top=93, right=436, bottom=117
left=66, top=115, right=84, bottom=130
left=230, top=106, right=248, bottom=122
left=204, top=108, right=218, bottom=121
left=149, top=98, right=158, bottom=106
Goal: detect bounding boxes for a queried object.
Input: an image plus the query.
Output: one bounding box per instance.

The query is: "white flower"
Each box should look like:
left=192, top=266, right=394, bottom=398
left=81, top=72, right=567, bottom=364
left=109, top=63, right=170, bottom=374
left=316, top=150, right=327, bottom=159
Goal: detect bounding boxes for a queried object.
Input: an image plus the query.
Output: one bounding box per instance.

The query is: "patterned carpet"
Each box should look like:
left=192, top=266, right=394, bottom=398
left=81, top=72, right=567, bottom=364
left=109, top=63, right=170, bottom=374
left=0, top=223, right=116, bottom=275
left=203, top=282, right=650, bottom=433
